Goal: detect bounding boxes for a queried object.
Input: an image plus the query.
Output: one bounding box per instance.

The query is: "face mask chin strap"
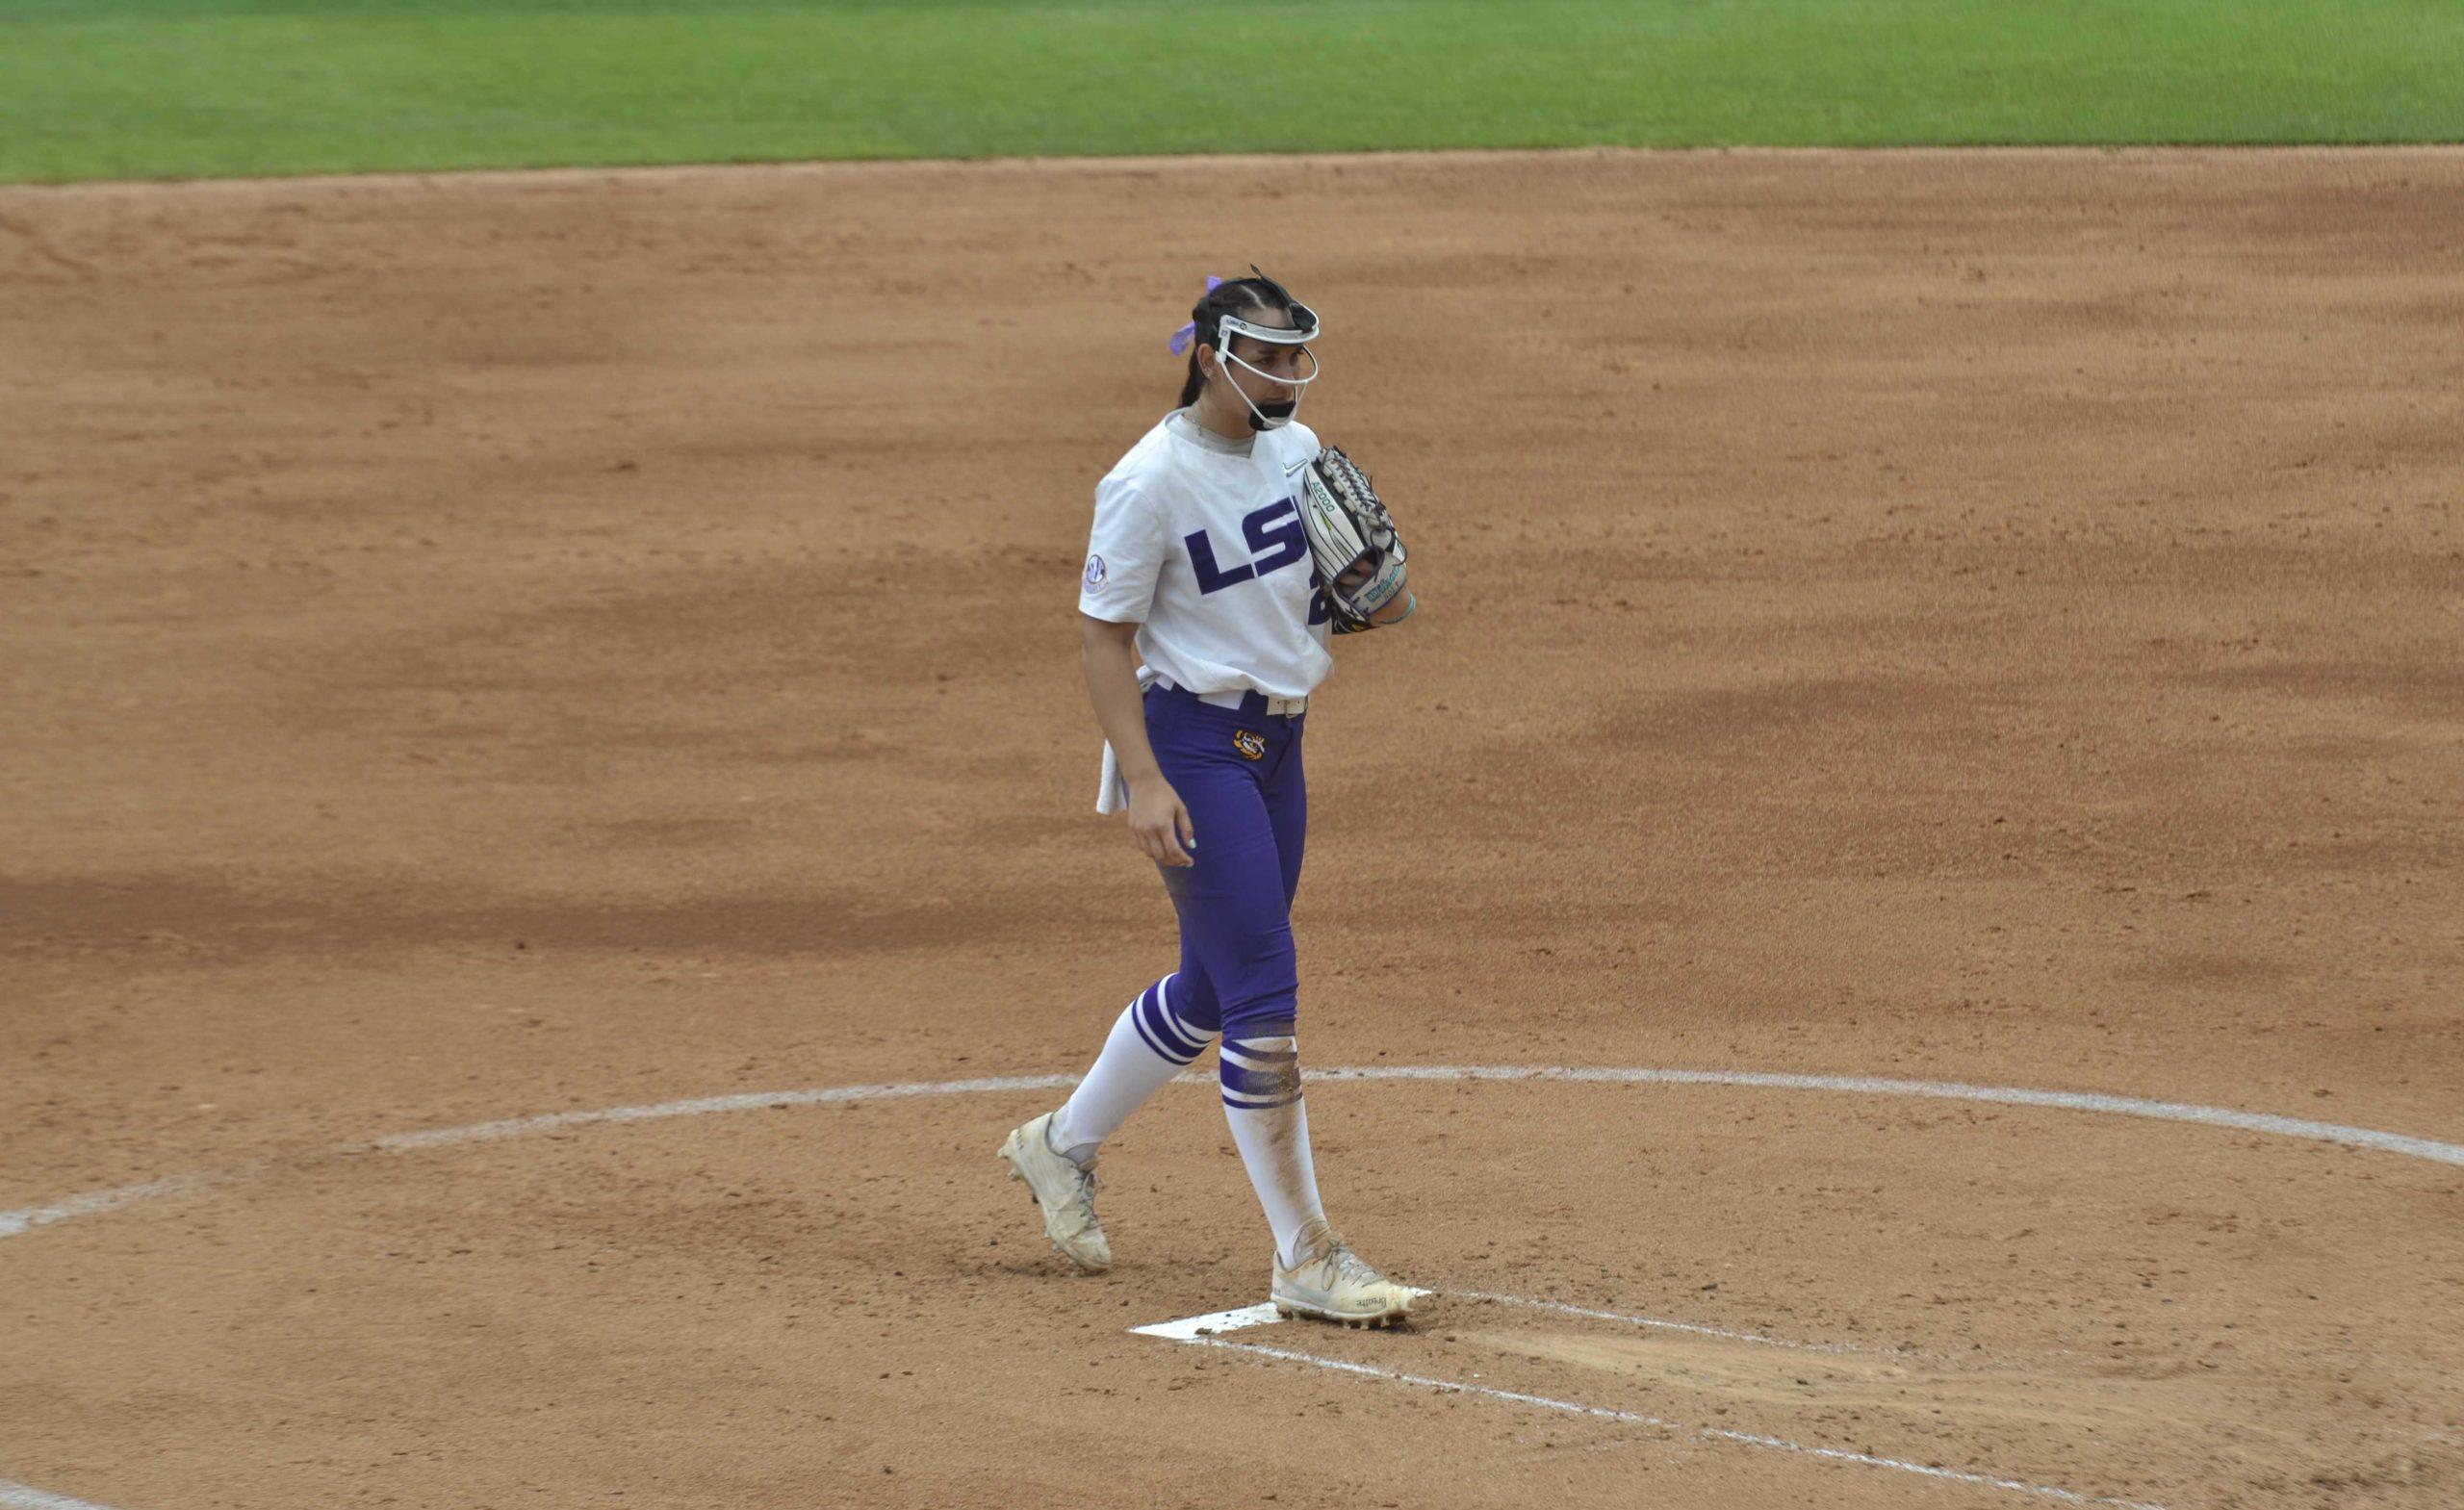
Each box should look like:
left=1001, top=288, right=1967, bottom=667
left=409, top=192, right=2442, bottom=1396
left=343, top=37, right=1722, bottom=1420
left=1214, top=344, right=1319, bottom=432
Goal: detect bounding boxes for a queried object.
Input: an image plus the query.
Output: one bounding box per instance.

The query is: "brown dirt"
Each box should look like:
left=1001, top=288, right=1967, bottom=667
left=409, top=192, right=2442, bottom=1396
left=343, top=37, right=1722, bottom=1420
left=3, top=147, right=2460, bottom=1510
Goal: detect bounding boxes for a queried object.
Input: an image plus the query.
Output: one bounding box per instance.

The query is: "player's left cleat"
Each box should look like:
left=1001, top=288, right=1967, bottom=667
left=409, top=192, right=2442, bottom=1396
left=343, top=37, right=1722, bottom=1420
left=997, top=1111, right=1112, bottom=1272
left=1270, top=1219, right=1415, bottom=1328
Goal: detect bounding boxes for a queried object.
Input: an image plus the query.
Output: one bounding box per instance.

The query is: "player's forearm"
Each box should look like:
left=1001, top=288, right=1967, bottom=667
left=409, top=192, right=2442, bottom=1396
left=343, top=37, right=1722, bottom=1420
left=1081, top=627, right=1164, bottom=783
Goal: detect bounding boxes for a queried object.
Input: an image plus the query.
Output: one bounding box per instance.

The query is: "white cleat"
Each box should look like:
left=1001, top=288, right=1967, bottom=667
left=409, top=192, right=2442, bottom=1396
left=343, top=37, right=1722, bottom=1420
left=1270, top=1219, right=1415, bottom=1329
left=997, top=1111, right=1112, bottom=1272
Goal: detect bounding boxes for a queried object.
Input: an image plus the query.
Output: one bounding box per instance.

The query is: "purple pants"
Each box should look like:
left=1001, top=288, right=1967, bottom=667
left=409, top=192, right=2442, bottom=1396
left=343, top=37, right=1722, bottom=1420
left=1143, top=681, right=1309, bottom=1049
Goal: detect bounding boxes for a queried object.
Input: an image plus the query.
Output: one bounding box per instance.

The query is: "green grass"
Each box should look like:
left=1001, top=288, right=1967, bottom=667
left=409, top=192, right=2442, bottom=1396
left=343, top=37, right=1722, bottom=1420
left=4, top=0, right=2460, bottom=183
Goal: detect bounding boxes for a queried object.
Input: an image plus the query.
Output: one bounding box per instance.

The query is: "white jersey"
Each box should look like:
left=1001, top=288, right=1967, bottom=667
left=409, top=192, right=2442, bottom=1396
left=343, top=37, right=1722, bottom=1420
left=1077, top=409, right=1334, bottom=701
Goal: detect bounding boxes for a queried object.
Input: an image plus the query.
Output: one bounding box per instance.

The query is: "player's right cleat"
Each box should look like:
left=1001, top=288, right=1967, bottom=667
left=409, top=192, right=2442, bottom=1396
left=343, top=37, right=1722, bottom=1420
left=1270, top=1219, right=1415, bottom=1328
left=997, top=1111, right=1112, bottom=1272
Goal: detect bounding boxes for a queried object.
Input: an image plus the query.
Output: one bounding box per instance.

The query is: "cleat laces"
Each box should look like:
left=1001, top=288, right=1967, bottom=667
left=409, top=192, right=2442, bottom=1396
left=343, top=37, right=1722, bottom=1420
left=1324, top=1242, right=1388, bottom=1292
left=1291, top=1227, right=1380, bottom=1286
left=1065, top=1161, right=1101, bottom=1229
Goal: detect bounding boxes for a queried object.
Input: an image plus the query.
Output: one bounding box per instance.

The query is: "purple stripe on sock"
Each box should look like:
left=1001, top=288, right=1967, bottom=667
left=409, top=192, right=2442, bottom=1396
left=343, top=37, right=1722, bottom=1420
left=1130, top=1010, right=1192, bottom=1066
left=1219, top=1035, right=1304, bottom=1103
left=1156, top=974, right=1215, bottom=1048
left=1138, top=982, right=1206, bottom=1062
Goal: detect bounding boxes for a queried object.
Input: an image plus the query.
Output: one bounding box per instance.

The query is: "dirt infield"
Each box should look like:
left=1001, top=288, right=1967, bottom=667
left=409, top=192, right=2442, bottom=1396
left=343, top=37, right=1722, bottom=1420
left=3, top=147, right=2459, bottom=1509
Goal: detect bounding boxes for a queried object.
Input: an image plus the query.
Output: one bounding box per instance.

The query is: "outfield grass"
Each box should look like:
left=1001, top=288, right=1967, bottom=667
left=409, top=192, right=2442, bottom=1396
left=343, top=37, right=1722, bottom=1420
left=3, top=0, right=2460, bottom=183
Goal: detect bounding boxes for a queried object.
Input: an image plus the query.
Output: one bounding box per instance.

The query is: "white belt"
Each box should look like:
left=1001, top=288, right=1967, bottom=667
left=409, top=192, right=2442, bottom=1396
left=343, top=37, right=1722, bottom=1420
left=1157, top=678, right=1308, bottom=718
left=1219, top=689, right=1308, bottom=717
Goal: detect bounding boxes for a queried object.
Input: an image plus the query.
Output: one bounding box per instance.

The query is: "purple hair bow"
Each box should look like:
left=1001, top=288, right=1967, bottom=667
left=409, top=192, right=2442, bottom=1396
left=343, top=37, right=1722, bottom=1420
left=1167, top=274, right=1227, bottom=354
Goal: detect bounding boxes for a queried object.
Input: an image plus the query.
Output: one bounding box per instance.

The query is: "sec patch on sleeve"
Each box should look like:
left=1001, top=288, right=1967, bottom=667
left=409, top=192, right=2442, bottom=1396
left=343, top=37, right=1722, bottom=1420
left=1084, top=553, right=1108, bottom=589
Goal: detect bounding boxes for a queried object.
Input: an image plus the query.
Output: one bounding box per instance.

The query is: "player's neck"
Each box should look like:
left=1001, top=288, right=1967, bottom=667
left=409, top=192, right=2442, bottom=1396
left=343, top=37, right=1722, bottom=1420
left=1188, top=390, right=1258, bottom=446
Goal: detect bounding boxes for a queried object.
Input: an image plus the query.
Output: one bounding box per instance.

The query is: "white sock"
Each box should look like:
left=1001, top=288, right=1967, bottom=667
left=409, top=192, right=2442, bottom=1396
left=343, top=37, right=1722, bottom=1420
left=1048, top=975, right=1213, bottom=1163
left=1220, top=1035, right=1326, bottom=1268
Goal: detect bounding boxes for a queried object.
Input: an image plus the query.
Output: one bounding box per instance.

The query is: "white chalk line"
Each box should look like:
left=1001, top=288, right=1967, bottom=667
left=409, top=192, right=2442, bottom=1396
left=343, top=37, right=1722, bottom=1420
left=1449, top=1288, right=1874, bottom=1356
left=1299, top=1065, right=2464, bottom=1168
left=6, top=1062, right=2458, bottom=1509
left=1132, top=1291, right=2163, bottom=1507
left=0, top=1168, right=257, bottom=1242
left=355, top=1073, right=1081, bottom=1153
left=1175, top=1331, right=2168, bottom=1510
left=10, top=1063, right=2457, bottom=1245
left=1136, top=1291, right=1827, bottom=1356
left=0, top=1077, right=1082, bottom=1241
left=0, top=1480, right=122, bottom=1510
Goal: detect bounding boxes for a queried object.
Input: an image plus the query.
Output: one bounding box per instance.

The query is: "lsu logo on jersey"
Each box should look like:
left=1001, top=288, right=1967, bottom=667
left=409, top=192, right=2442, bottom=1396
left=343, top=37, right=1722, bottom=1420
left=1187, top=499, right=1307, bottom=595
left=1186, top=496, right=1334, bottom=627
left=1232, top=729, right=1267, bottom=761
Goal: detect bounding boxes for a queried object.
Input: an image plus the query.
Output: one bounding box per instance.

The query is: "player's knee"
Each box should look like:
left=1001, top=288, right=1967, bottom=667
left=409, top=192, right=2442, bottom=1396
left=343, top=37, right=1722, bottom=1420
left=1210, top=925, right=1297, bottom=1037
left=1167, top=967, right=1221, bottom=1037
left=1218, top=989, right=1297, bottom=1040
left=1132, top=973, right=1219, bottom=1066
left=1215, top=959, right=1298, bottom=1043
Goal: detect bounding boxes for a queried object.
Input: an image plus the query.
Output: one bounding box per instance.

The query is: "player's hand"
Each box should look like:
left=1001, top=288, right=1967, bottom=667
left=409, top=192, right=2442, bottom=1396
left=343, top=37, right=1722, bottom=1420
left=1129, top=780, right=1196, bottom=867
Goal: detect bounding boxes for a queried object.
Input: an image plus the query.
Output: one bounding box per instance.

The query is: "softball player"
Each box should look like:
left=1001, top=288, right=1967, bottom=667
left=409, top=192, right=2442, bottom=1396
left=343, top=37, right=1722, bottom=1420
left=999, top=270, right=1420, bottom=1327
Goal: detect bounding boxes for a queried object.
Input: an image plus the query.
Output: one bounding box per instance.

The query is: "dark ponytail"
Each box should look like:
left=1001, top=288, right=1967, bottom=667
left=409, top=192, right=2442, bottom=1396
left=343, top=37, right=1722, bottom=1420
left=1175, top=275, right=1295, bottom=407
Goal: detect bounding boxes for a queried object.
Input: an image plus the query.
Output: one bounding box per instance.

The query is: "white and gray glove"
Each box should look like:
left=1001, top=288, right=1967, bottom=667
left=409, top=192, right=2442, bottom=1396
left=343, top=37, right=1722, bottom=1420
left=1297, top=444, right=1407, bottom=634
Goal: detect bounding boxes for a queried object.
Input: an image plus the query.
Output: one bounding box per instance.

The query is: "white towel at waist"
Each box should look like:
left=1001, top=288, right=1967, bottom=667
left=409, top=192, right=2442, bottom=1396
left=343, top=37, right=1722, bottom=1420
left=1094, top=663, right=1165, bottom=814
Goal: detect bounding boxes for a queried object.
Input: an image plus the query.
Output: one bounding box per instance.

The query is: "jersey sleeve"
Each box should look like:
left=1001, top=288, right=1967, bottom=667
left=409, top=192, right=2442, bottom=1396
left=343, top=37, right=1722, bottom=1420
left=1077, top=472, right=1167, bottom=623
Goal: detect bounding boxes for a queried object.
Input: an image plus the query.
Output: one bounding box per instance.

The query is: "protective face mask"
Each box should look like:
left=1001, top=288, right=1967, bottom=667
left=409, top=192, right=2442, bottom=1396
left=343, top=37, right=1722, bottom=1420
left=1219, top=344, right=1319, bottom=431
